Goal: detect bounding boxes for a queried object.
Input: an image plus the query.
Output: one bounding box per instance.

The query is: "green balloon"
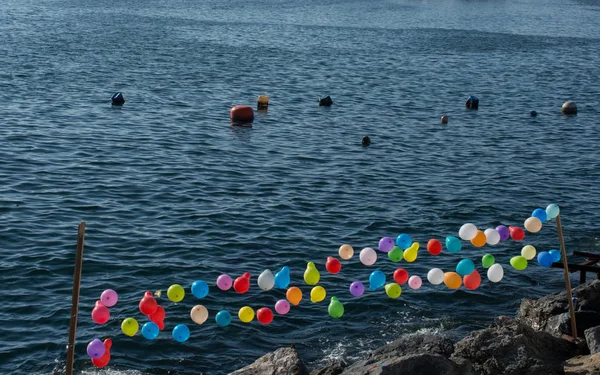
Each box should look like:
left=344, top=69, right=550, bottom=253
left=388, top=246, right=404, bottom=262
left=328, top=296, right=344, bottom=319
left=385, top=283, right=402, bottom=298
left=482, top=254, right=495, bottom=268
left=510, top=256, right=528, bottom=271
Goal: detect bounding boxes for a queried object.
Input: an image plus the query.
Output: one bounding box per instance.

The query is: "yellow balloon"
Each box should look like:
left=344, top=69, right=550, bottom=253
left=470, top=230, right=487, bottom=247
left=444, top=272, right=462, bottom=289
left=238, top=306, right=254, bottom=323
left=403, top=242, right=419, bottom=262
left=385, top=283, right=402, bottom=298
left=521, top=245, right=537, bottom=260
left=304, top=262, right=320, bottom=285
left=524, top=217, right=542, bottom=233
left=167, top=284, right=185, bottom=302
left=310, top=286, right=326, bottom=303
left=286, top=286, right=303, bottom=306
left=338, top=244, right=354, bottom=260
left=121, top=317, right=138, bottom=337
left=190, top=305, right=209, bottom=325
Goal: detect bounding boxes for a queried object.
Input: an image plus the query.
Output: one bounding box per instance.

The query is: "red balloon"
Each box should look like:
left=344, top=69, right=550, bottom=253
left=427, top=239, right=442, bottom=255
left=149, top=305, right=165, bottom=323
left=91, top=300, right=110, bottom=324
left=156, top=320, right=165, bottom=331
left=393, top=268, right=409, bottom=285
left=139, top=291, right=158, bottom=316
left=464, top=270, right=482, bottom=290
left=234, top=272, right=251, bottom=294
left=509, top=226, right=525, bottom=241
left=91, top=338, right=112, bottom=368
left=325, top=256, right=342, bottom=274
left=257, top=307, right=274, bottom=325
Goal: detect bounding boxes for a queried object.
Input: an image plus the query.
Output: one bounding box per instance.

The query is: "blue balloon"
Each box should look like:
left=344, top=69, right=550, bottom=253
left=142, top=321, right=159, bottom=340
left=396, top=234, right=412, bottom=250
left=215, top=310, right=232, bottom=327
left=172, top=324, right=190, bottom=342
left=274, top=266, right=291, bottom=289
left=456, top=259, right=475, bottom=276
left=546, top=204, right=560, bottom=220
left=531, top=208, right=547, bottom=222
left=191, top=280, right=209, bottom=298
left=369, top=270, right=386, bottom=291
left=445, top=236, right=462, bottom=253
left=538, top=251, right=554, bottom=267
left=549, top=249, right=562, bottom=262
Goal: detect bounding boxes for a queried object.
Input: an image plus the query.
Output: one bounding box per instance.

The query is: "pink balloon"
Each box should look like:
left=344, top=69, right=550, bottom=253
left=408, top=276, right=422, bottom=290
left=216, top=274, right=232, bottom=291
left=91, top=301, right=110, bottom=324
left=275, top=299, right=290, bottom=315
left=100, top=289, right=118, bottom=307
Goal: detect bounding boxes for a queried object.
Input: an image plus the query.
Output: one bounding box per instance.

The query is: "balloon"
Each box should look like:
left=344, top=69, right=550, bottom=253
left=92, top=301, right=110, bottom=324
left=496, top=225, right=510, bottom=241
left=156, top=320, right=165, bottom=331
left=359, top=247, right=377, bottom=266
left=524, top=217, right=542, bottom=233
left=326, top=257, right=342, bottom=274
left=427, top=239, right=442, bottom=255
left=149, top=305, right=165, bottom=323
left=217, top=274, right=233, bottom=291
left=443, top=272, right=462, bottom=289
left=532, top=208, right=548, bottom=222
left=100, top=289, right=118, bottom=307
left=328, top=297, right=344, bottom=318
left=257, top=308, right=274, bottom=324
left=549, top=249, right=562, bottom=262
left=521, top=245, right=537, bottom=260
left=408, top=275, right=422, bottom=290
left=275, top=299, right=291, bottom=314
left=142, top=321, right=159, bottom=340
left=456, top=259, right=475, bottom=276
left=484, top=228, right=500, bottom=245
left=274, top=266, right=291, bottom=289
left=396, top=234, right=412, bottom=250
left=388, top=246, right=404, bottom=262
left=339, top=244, right=354, bottom=260
left=385, top=283, right=402, bottom=298
left=427, top=268, right=444, bottom=285
left=238, top=306, right=254, bottom=323
left=393, top=268, right=409, bottom=285
left=459, top=223, right=478, bottom=240
left=91, top=338, right=112, bottom=368
left=378, top=237, right=395, bottom=252
left=286, top=287, right=302, bottom=306
left=487, top=263, right=504, bottom=282
left=369, top=270, right=386, bottom=291
left=509, top=226, right=525, bottom=241
left=445, top=236, right=462, bottom=253
left=215, top=310, right=232, bottom=327
left=546, top=204, right=560, bottom=220
left=482, top=254, right=495, bottom=268
left=464, top=270, right=481, bottom=290
left=470, top=230, right=486, bottom=247
left=310, top=286, right=326, bottom=303
left=87, top=338, right=105, bottom=359
left=403, top=242, right=419, bottom=262
left=172, top=324, right=190, bottom=342
left=304, top=262, right=320, bottom=285
left=234, top=272, right=251, bottom=294
left=257, top=269, right=275, bottom=291
left=167, top=284, right=185, bottom=303
left=349, top=281, right=365, bottom=297
left=190, top=305, right=209, bottom=325
left=121, top=318, right=138, bottom=337
left=139, top=291, right=158, bottom=316
left=510, top=256, right=527, bottom=271
left=191, top=280, right=209, bottom=298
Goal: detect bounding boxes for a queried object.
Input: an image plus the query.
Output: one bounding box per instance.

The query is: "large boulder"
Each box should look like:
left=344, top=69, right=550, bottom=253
left=585, top=326, right=600, bottom=355
left=310, top=359, right=348, bottom=375
left=228, top=347, right=309, bottom=375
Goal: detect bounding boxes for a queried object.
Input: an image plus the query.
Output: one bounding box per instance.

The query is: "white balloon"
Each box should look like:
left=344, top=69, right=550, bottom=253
left=427, top=268, right=444, bottom=285
left=190, top=305, right=208, bottom=325
left=487, top=264, right=504, bottom=283
left=459, top=223, right=478, bottom=241
left=484, top=228, right=500, bottom=245
left=359, top=247, right=377, bottom=266
left=524, top=217, right=542, bottom=233
left=257, top=269, right=275, bottom=291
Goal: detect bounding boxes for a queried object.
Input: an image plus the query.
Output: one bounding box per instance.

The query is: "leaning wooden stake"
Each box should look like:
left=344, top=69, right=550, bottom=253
left=66, top=222, right=86, bottom=375
left=556, top=215, right=577, bottom=339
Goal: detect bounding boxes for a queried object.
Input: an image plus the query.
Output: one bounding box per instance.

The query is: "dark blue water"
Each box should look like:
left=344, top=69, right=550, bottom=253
left=1, top=0, right=600, bottom=373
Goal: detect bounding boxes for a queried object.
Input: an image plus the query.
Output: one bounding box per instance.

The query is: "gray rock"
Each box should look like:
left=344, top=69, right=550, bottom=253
left=228, top=347, right=309, bottom=375
left=310, top=358, right=348, bottom=375
left=340, top=353, right=466, bottom=375
left=564, top=353, right=600, bottom=374
left=586, top=326, right=600, bottom=354
left=546, top=311, right=600, bottom=338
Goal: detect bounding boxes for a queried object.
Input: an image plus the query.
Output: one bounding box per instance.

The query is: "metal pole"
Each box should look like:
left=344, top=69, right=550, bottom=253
left=66, top=222, right=86, bottom=375
left=556, top=215, right=577, bottom=339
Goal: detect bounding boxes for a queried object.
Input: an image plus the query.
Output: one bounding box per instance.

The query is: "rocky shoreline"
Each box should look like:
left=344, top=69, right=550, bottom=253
left=230, top=279, right=600, bottom=375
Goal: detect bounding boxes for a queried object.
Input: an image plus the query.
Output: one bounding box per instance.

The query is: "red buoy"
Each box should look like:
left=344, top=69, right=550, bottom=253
left=230, top=105, right=254, bottom=123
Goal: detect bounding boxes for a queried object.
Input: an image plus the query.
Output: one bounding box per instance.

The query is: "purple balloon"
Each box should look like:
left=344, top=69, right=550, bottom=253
left=378, top=237, right=395, bottom=253
left=87, top=338, right=105, bottom=359
left=350, top=281, right=365, bottom=297
left=100, top=289, right=118, bottom=307
left=496, top=225, right=510, bottom=241
left=216, top=274, right=232, bottom=291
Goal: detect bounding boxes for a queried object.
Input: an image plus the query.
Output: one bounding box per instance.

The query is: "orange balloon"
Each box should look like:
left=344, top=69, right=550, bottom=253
left=286, top=287, right=302, bottom=306
left=470, top=230, right=487, bottom=247
left=463, top=270, right=482, bottom=290
left=444, top=272, right=462, bottom=289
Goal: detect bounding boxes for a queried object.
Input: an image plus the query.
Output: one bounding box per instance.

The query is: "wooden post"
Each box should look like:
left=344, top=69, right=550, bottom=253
left=66, top=222, right=86, bottom=375
left=556, top=215, right=577, bottom=339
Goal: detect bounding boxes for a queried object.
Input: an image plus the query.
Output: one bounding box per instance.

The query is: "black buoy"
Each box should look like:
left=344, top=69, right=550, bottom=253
left=465, top=96, right=479, bottom=110
left=319, top=96, right=333, bottom=107
left=362, top=136, right=371, bottom=147
left=111, top=92, right=125, bottom=106
left=530, top=110, right=537, bottom=117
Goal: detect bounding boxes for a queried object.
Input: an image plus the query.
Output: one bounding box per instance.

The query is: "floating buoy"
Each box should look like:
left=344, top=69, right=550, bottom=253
left=230, top=105, right=254, bottom=123
left=561, top=100, right=577, bottom=115
left=362, top=136, right=371, bottom=147
left=441, top=114, right=448, bottom=124
left=111, top=92, right=125, bottom=106
left=530, top=111, right=537, bottom=117
left=465, top=96, right=479, bottom=110
left=319, top=96, right=333, bottom=107
left=257, top=95, right=269, bottom=110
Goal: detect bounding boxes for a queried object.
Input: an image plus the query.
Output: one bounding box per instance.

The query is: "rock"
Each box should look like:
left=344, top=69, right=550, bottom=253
left=564, top=353, right=600, bottom=374
left=546, top=311, right=600, bottom=338
left=310, top=358, right=348, bottom=375
left=319, top=96, right=333, bottom=106
left=228, top=347, right=309, bottom=375
left=586, top=326, right=600, bottom=354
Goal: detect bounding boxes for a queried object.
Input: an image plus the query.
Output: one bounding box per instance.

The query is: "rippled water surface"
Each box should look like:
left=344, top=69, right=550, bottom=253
left=1, top=0, right=600, bottom=373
